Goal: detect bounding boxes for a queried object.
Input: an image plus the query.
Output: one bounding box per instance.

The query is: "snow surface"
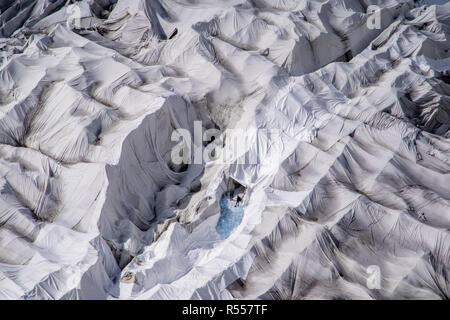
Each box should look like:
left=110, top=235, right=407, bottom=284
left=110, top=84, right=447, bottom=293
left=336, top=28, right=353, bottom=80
left=0, top=0, right=448, bottom=300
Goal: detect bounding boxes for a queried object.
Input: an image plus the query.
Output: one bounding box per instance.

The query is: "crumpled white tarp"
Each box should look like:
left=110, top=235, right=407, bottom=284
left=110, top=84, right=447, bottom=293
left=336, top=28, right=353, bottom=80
left=0, top=0, right=448, bottom=300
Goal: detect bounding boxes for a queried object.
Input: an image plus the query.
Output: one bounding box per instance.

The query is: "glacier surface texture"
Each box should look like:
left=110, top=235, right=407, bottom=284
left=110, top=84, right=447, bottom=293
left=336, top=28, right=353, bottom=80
left=0, top=0, right=449, bottom=300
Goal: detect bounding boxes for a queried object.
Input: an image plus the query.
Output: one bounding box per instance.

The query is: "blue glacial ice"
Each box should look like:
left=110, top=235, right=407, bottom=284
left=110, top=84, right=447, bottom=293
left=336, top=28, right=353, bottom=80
left=215, top=196, right=244, bottom=239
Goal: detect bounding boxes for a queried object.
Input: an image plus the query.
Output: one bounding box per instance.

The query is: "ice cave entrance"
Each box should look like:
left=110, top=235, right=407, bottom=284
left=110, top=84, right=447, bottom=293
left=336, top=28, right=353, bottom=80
left=215, top=181, right=247, bottom=239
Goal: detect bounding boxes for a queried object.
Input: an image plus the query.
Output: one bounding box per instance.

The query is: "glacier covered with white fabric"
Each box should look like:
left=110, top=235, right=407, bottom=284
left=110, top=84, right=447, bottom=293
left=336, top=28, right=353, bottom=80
left=0, top=0, right=448, bottom=299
